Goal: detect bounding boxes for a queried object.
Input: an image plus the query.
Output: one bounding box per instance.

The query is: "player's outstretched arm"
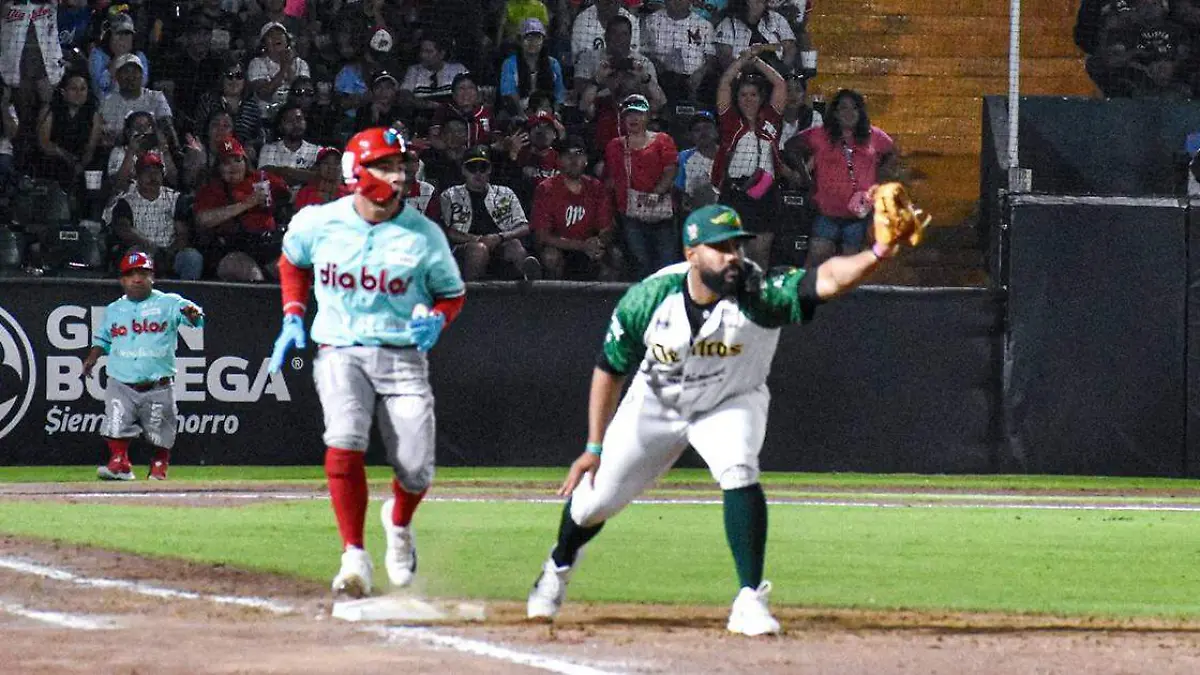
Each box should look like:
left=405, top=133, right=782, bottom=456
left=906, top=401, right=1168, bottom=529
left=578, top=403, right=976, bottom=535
left=816, top=182, right=930, bottom=300
left=814, top=248, right=885, bottom=300
left=559, top=367, right=627, bottom=497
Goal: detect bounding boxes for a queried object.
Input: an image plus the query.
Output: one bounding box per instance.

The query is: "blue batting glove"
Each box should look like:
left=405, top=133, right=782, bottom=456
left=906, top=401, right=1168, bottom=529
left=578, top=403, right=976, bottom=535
left=269, top=314, right=307, bottom=373
left=409, top=311, right=446, bottom=353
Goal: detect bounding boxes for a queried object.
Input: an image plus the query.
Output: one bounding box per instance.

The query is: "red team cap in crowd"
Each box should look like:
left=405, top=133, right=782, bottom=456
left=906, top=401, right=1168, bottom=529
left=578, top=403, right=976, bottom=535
left=315, top=146, right=341, bottom=165
left=343, top=127, right=407, bottom=203
left=135, top=151, right=164, bottom=171
left=217, top=137, right=246, bottom=161
left=119, top=251, right=154, bottom=275
left=526, top=110, right=557, bottom=129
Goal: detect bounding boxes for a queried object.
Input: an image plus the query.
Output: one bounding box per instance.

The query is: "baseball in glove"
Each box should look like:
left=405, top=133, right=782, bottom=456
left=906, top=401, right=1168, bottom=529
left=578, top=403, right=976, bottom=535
left=871, top=182, right=931, bottom=249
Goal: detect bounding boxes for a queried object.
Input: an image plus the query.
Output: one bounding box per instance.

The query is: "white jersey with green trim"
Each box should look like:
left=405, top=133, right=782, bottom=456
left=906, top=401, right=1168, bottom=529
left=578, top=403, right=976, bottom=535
left=602, top=262, right=814, bottom=413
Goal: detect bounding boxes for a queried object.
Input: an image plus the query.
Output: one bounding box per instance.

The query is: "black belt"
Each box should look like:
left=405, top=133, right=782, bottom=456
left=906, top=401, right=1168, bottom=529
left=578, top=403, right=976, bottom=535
left=126, top=377, right=173, bottom=393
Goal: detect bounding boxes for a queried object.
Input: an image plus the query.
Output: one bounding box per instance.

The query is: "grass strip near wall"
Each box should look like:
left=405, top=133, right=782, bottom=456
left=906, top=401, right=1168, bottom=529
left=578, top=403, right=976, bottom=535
left=2, top=498, right=1200, bottom=618
left=5, top=466, right=1200, bottom=493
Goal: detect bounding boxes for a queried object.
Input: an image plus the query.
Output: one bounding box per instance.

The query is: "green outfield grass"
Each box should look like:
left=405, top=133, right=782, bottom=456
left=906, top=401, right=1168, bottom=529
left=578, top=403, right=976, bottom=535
left=3, top=467, right=1200, bottom=618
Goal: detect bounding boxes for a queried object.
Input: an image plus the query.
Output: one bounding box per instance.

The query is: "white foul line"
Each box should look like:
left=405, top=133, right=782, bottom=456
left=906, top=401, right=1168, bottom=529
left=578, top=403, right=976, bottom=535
left=0, top=600, right=118, bottom=631
left=0, top=556, right=626, bottom=674
left=27, top=491, right=1200, bottom=513
left=373, top=626, right=624, bottom=675
left=0, top=557, right=295, bottom=615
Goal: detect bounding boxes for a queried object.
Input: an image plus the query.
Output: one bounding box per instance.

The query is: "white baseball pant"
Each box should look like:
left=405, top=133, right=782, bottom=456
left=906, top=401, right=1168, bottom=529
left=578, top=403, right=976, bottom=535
left=569, top=381, right=769, bottom=527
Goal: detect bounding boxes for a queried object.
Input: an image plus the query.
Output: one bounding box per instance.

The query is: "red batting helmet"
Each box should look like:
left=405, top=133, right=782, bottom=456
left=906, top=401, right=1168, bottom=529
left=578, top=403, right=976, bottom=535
left=343, top=127, right=406, bottom=203
left=119, top=251, right=154, bottom=275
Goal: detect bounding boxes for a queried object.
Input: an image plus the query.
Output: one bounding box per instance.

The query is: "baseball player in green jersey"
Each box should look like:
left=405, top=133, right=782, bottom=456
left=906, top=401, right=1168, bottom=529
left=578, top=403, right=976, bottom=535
left=526, top=198, right=922, bottom=635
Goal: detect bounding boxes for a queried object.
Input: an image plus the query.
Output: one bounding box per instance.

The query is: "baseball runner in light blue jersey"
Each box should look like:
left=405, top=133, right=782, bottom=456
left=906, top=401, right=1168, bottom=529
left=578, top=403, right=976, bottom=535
left=84, top=251, right=205, bottom=481
left=525, top=200, right=925, bottom=635
left=269, top=127, right=466, bottom=598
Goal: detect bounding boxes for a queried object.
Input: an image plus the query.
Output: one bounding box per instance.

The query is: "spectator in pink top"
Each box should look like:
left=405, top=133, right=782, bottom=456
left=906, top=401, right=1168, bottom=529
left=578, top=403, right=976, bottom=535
left=796, top=88, right=896, bottom=268
left=604, top=93, right=679, bottom=279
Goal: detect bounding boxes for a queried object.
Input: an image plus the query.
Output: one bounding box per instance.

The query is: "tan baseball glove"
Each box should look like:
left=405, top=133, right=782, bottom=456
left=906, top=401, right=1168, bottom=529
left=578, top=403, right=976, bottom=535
left=871, top=182, right=931, bottom=248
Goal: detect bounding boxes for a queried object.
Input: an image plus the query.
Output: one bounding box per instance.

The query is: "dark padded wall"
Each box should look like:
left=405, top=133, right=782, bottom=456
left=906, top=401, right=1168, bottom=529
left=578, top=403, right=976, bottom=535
left=0, top=280, right=1000, bottom=472
left=1012, top=97, right=1200, bottom=196
left=1005, top=198, right=1188, bottom=476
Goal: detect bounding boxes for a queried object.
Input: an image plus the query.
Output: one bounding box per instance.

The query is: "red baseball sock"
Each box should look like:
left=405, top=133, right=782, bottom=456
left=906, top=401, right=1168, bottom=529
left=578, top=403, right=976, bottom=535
left=106, top=438, right=130, bottom=464
left=151, top=447, right=170, bottom=465
left=325, top=448, right=368, bottom=550
left=390, top=478, right=426, bottom=527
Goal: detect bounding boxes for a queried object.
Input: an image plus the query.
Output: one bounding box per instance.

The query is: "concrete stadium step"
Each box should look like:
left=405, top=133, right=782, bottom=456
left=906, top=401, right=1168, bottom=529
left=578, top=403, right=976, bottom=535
left=814, top=14, right=1086, bottom=38
left=808, top=74, right=1095, bottom=98
left=815, top=0, right=1074, bottom=17
left=819, top=56, right=1085, bottom=79
left=863, top=95, right=982, bottom=121
left=815, top=33, right=1079, bottom=59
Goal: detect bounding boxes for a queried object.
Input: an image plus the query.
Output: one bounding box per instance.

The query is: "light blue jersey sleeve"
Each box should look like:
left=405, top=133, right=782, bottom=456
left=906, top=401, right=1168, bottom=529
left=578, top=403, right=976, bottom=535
left=551, top=58, right=566, bottom=105
left=499, top=55, right=519, bottom=98
left=675, top=148, right=694, bottom=191
left=92, top=302, right=115, bottom=352
left=281, top=203, right=324, bottom=268
left=163, top=292, right=205, bottom=329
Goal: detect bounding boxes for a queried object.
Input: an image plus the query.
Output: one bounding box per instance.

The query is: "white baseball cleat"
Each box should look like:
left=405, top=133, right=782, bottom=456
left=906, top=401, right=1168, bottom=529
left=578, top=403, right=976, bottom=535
left=726, top=581, right=781, bottom=636
left=331, top=546, right=373, bottom=599
left=380, top=498, right=417, bottom=588
left=96, top=461, right=135, bottom=481
left=526, top=556, right=572, bottom=619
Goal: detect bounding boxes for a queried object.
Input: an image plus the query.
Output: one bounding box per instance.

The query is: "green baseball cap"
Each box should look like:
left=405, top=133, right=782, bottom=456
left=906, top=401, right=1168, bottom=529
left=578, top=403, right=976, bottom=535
left=682, top=205, right=756, bottom=248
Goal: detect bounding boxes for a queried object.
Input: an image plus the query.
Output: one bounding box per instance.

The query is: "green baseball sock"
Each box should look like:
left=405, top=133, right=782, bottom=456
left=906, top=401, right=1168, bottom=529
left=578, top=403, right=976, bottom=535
left=723, top=484, right=768, bottom=589
left=551, top=499, right=604, bottom=568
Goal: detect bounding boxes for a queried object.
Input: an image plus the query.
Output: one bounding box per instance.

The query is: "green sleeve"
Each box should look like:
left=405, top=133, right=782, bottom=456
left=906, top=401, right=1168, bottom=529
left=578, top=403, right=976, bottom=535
left=601, top=273, right=684, bottom=374
left=739, top=267, right=816, bottom=329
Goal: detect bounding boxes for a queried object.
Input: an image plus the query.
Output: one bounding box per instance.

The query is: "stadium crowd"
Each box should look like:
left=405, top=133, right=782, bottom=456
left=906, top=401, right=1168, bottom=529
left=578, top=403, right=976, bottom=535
left=0, top=0, right=900, bottom=282
left=1076, top=0, right=1200, bottom=99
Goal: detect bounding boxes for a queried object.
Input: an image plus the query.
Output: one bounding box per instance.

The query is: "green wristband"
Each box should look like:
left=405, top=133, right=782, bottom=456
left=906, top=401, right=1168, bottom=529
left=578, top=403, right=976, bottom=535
left=585, top=442, right=603, bottom=456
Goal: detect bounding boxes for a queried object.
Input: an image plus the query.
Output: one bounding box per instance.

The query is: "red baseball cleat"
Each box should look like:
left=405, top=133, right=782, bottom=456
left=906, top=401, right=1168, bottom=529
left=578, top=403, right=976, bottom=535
left=148, top=459, right=168, bottom=481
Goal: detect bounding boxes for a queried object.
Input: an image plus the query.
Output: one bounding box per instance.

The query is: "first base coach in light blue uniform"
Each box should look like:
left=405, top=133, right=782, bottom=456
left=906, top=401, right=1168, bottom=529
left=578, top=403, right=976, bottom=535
left=269, top=127, right=466, bottom=599
left=84, top=251, right=205, bottom=481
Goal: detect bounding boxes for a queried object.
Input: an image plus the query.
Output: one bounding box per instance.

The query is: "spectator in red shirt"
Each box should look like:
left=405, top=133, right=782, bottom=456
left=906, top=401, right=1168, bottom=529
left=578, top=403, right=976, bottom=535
left=294, top=146, right=349, bottom=209
left=506, top=109, right=562, bottom=206
left=193, top=137, right=291, bottom=282
left=532, top=135, right=622, bottom=280
left=604, top=93, right=679, bottom=279
left=712, top=47, right=787, bottom=267
left=430, top=72, right=494, bottom=148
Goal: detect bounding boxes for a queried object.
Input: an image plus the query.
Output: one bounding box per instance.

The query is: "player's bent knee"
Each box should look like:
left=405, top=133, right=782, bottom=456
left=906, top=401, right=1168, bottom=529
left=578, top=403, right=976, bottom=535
left=718, top=464, right=760, bottom=491
left=393, top=467, right=432, bottom=494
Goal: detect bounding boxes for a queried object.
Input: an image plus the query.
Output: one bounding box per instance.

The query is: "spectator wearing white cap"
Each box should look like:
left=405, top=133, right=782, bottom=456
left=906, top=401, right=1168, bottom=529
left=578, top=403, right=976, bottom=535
left=247, top=21, right=310, bottom=120
left=89, top=13, right=149, bottom=99
left=99, top=53, right=175, bottom=146
left=499, top=18, right=567, bottom=118
left=243, top=0, right=304, bottom=53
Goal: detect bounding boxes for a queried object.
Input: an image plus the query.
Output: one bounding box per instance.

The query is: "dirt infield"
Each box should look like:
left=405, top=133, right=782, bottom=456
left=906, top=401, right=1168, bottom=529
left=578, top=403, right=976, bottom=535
left=4, top=483, right=1200, bottom=674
